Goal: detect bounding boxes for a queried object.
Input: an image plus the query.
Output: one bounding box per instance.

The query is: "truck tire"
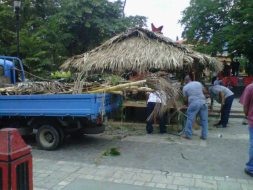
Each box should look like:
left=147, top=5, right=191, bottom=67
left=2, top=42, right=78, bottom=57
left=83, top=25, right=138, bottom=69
left=54, top=126, right=65, bottom=146
left=36, top=125, right=60, bottom=150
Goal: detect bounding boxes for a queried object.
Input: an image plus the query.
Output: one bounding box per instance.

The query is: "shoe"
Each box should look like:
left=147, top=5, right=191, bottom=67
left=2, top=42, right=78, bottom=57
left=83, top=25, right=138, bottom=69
left=147, top=131, right=153, bottom=134
left=213, top=123, right=221, bottom=127
left=243, top=118, right=248, bottom=125
left=244, top=168, right=253, bottom=177
left=215, top=124, right=226, bottom=128
left=160, top=131, right=167, bottom=134
left=183, top=135, right=191, bottom=140
left=200, top=136, right=207, bottom=140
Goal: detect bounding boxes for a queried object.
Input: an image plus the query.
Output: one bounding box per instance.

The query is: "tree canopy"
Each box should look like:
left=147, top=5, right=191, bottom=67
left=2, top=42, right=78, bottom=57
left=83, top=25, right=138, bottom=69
left=180, top=0, right=253, bottom=75
left=0, top=0, right=147, bottom=75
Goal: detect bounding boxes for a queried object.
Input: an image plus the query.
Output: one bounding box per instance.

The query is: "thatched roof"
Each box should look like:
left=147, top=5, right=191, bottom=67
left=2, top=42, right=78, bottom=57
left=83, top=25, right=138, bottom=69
left=61, top=28, right=222, bottom=72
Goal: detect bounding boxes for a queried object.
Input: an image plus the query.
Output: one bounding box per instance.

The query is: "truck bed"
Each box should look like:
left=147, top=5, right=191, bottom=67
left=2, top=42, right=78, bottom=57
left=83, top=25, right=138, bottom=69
left=0, top=93, right=119, bottom=117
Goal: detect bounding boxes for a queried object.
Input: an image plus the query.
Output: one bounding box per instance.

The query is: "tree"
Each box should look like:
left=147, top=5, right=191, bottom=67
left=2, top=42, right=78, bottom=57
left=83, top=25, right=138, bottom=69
left=0, top=0, right=147, bottom=75
left=180, top=0, right=253, bottom=75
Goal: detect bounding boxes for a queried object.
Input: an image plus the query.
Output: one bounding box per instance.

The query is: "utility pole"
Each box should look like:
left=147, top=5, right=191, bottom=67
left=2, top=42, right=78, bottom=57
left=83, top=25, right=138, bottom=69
left=14, top=0, right=21, bottom=58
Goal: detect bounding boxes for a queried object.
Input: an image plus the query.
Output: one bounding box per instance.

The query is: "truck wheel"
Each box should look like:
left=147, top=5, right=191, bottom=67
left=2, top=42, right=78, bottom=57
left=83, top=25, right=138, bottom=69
left=54, top=126, right=65, bottom=146
left=36, top=125, right=60, bottom=150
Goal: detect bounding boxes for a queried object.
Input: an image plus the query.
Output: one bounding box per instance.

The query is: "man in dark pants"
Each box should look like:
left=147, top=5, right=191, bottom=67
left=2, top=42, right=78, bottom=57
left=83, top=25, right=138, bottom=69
left=230, top=60, right=236, bottom=76
left=235, top=59, right=240, bottom=76
left=146, top=91, right=166, bottom=134
left=209, top=85, right=234, bottom=128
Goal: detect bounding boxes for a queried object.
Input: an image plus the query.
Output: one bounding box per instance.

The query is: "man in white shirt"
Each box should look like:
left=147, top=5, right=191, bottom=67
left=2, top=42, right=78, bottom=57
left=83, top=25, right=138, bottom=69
left=146, top=91, right=166, bottom=134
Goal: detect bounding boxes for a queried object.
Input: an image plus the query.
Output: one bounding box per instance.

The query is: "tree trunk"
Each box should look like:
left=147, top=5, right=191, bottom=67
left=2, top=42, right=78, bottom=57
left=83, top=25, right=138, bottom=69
left=122, top=0, right=127, bottom=18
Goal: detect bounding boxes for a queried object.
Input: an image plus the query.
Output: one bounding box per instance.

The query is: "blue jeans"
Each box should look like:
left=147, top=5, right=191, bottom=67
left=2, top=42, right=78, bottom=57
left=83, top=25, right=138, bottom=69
left=246, top=126, right=253, bottom=173
left=219, top=95, right=234, bottom=127
left=185, top=100, right=208, bottom=138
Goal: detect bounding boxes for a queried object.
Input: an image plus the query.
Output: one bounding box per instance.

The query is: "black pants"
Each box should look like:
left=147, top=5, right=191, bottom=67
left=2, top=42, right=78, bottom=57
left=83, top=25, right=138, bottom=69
left=212, top=77, right=217, bottom=84
left=219, top=95, right=234, bottom=127
left=146, top=102, right=166, bottom=133
left=232, top=68, right=235, bottom=76
left=235, top=68, right=239, bottom=76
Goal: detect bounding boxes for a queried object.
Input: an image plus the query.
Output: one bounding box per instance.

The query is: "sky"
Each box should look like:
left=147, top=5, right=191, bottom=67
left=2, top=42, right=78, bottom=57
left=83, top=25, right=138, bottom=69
left=110, top=0, right=190, bottom=41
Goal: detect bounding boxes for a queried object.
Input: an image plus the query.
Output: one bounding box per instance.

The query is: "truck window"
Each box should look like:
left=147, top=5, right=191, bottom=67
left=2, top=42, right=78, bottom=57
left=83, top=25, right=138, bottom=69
left=0, top=66, right=4, bottom=76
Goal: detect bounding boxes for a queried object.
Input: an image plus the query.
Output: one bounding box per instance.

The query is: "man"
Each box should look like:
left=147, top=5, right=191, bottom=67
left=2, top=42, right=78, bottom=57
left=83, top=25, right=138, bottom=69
left=182, top=76, right=208, bottom=140
left=214, top=77, right=222, bottom=86
left=146, top=91, right=166, bottom=134
left=209, top=85, right=234, bottom=128
left=235, top=59, right=240, bottom=76
left=212, top=72, right=218, bottom=84
left=230, top=60, right=236, bottom=76
left=239, top=83, right=253, bottom=177
left=223, top=60, right=229, bottom=77
left=225, top=77, right=234, bottom=91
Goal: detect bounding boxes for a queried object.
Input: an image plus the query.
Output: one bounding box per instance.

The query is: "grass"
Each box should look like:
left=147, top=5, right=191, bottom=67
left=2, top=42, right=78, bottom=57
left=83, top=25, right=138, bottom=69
left=94, top=147, right=121, bottom=165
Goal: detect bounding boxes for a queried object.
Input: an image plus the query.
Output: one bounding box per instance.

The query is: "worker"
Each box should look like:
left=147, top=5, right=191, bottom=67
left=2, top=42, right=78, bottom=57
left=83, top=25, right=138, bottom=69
left=146, top=91, right=166, bottom=134
left=209, top=85, right=234, bottom=128
left=182, top=76, right=208, bottom=140
left=239, top=83, right=253, bottom=177
left=214, top=77, right=221, bottom=86
left=212, top=72, right=218, bottom=84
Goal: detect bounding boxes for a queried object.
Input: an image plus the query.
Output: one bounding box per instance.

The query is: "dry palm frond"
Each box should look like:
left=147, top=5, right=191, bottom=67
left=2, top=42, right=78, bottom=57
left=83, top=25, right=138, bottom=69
left=145, top=72, right=183, bottom=121
left=61, top=28, right=223, bottom=72
left=13, top=82, right=72, bottom=95
left=0, top=81, right=89, bottom=95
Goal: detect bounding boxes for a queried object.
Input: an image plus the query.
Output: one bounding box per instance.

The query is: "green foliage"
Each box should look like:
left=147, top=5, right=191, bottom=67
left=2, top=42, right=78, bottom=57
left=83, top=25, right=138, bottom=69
left=114, top=100, right=126, bottom=121
left=180, top=0, right=253, bottom=75
left=0, top=0, right=147, bottom=76
left=109, top=75, right=125, bottom=85
left=51, top=71, right=71, bottom=79
left=109, top=147, right=121, bottom=156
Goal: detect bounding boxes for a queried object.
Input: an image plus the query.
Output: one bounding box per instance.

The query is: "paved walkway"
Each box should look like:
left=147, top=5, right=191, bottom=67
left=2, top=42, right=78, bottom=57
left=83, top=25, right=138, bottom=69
left=29, top=98, right=253, bottom=190
left=33, top=158, right=253, bottom=190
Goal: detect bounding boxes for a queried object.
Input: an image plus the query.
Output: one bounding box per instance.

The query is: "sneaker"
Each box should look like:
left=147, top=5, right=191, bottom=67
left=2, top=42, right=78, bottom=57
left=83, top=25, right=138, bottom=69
left=244, top=168, right=253, bottom=177
left=243, top=118, right=248, bottom=125
left=183, top=135, right=191, bottom=140
left=200, top=136, right=207, bottom=140
left=215, top=124, right=226, bottom=128
left=213, top=123, right=221, bottom=127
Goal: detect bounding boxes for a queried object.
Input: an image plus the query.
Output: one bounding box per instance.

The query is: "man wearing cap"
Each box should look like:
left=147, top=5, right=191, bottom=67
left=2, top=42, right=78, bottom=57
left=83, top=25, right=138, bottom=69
left=209, top=85, right=234, bottom=128
left=182, top=76, right=208, bottom=140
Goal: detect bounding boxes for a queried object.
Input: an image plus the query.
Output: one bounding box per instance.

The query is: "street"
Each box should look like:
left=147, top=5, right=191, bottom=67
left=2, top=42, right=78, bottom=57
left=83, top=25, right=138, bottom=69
left=27, top=99, right=253, bottom=190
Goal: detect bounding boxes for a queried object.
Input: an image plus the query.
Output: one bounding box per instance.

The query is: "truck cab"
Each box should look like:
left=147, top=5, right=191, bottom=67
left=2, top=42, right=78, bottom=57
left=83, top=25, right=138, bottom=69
left=0, top=56, right=25, bottom=86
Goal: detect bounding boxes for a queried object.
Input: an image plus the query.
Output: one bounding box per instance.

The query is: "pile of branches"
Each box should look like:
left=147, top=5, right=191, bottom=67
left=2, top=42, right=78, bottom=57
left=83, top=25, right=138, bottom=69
left=0, top=81, right=94, bottom=95
left=145, top=72, right=183, bottom=120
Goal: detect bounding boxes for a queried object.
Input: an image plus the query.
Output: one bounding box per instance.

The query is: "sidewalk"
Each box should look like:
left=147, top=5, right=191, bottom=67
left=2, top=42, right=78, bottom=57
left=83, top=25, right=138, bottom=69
left=33, top=157, right=253, bottom=190
left=31, top=98, right=253, bottom=190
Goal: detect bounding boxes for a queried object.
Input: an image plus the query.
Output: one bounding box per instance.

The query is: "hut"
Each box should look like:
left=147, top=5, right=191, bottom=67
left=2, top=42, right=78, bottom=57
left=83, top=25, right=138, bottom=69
left=61, top=28, right=223, bottom=74
left=61, top=28, right=223, bottom=125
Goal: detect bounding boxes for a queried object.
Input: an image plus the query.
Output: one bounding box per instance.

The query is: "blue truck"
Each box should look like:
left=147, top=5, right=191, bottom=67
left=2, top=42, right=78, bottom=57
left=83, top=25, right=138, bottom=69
left=0, top=56, right=120, bottom=150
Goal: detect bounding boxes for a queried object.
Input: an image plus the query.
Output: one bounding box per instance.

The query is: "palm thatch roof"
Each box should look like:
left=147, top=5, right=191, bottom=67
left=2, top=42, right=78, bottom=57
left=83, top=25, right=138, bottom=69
left=61, top=28, right=222, bottom=72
